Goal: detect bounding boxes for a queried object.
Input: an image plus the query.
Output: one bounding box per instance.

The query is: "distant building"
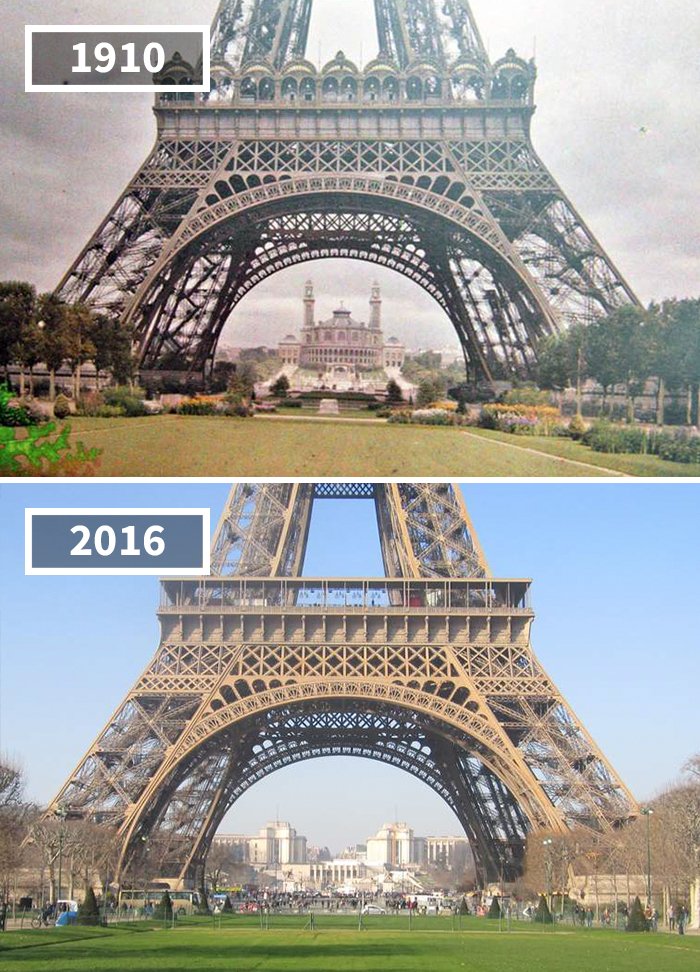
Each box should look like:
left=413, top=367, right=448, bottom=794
left=278, top=281, right=405, bottom=371
left=365, top=822, right=425, bottom=868
left=425, top=836, right=472, bottom=872
left=213, top=821, right=307, bottom=867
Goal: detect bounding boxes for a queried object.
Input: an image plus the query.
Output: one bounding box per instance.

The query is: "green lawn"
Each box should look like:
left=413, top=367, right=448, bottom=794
left=1, top=917, right=698, bottom=971
left=47, top=415, right=697, bottom=477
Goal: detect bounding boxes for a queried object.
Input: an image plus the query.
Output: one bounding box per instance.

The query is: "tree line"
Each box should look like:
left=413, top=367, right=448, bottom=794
left=537, top=300, right=700, bottom=425
left=520, top=755, right=700, bottom=917
left=0, top=282, right=135, bottom=400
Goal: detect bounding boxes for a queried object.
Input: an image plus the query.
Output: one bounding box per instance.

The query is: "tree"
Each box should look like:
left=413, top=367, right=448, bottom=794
left=535, top=894, right=553, bottom=924
left=91, top=314, right=136, bottom=389
left=226, top=361, right=258, bottom=404
left=416, top=379, right=441, bottom=408
left=487, top=896, right=501, bottom=918
left=270, top=373, right=291, bottom=398
left=626, top=896, right=649, bottom=931
left=77, top=886, right=101, bottom=925
left=154, top=890, right=173, bottom=921
left=63, top=303, right=96, bottom=401
left=39, top=294, right=72, bottom=401
left=537, top=324, right=587, bottom=415
left=0, top=282, right=36, bottom=382
left=385, top=379, right=403, bottom=405
left=0, top=759, right=35, bottom=900
left=13, top=317, right=44, bottom=398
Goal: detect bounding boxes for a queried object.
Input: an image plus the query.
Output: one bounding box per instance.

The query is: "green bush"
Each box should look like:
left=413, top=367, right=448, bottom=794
left=270, top=374, right=290, bottom=398
left=568, top=414, right=588, bottom=440
left=77, top=887, right=101, bottom=926
left=487, top=897, right=501, bottom=919
left=221, top=895, right=233, bottom=913
left=153, top=891, right=173, bottom=921
left=53, top=393, right=71, bottom=420
left=96, top=405, right=126, bottom=418
left=626, top=896, right=649, bottom=932
left=501, top=385, right=552, bottom=407
left=280, top=399, right=303, bottom=409
left=535, top=895, right=553, bottom=924
left=76, top=391, right=105, bottom=417
left=0, top=384, right=37, bottom=427
left=103, top=386, right=148, bottom=417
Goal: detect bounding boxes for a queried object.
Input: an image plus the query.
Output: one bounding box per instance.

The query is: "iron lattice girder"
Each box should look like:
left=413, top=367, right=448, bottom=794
left=46, top=484, right=637, bottom=888
left=56, top=0, right=638, bottom=381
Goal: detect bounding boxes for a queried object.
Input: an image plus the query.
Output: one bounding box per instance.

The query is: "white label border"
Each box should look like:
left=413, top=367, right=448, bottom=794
left=25, top=24, right=211, bottom=93
left=25, top=507, right=211, bottom=575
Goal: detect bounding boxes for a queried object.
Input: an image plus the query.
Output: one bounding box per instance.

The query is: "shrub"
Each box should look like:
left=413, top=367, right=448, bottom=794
left=567, top=414, right=588, bottom=440
left=270, top=374, right=290, bottom=398
left=0, top=384, right=37, bottom=427
left=177, top=398, right=217, bottom=416
left=626, top=896, right=649, bottom=932
left=501, top=385, right=552, bottom=407
left=487, top=896, right=501, bottom=919
left=387, top=411, right=413, bottom=425
left=481, top=404, right=560, bottom=436
left=280, top=399, right=303, bottom=409
left=96, top=405, right=126, bottom=418
left=386, top=379, right=404, bottom=405
left=535, top=895, right=553, bottom=924
left=411, top=409, right=455, bottom=426
left=53, top=393, right=72, bottom=420
left=153, top=891, right=173, bottom=921
left=222, top=895, right=233, bottom=913
left=77, top=887, right=101, bottom=926
left=103, top=386, right=148, bottom=417
left=76, top=391, right=105, bottom=417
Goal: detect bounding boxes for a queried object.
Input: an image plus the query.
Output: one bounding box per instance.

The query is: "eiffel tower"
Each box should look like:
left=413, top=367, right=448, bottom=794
left=56, top=0, right=637, bottom=382
left=47, top=483, right=636, bottom=888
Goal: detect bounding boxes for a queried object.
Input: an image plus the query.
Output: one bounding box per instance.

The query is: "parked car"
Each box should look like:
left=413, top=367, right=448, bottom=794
left=361, top=904, right=387, bottom=915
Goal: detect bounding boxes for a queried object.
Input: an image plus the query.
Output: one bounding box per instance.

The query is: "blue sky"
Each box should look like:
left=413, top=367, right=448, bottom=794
left=1, top=482, right=698, bottom=852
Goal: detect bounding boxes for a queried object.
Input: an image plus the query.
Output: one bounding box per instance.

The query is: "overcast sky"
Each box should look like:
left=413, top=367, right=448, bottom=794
left=2, top=1, right=698, bottom=349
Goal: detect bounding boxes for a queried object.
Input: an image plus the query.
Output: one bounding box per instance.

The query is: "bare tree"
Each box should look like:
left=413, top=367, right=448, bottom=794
left=0, top=758, right=36, bottom=899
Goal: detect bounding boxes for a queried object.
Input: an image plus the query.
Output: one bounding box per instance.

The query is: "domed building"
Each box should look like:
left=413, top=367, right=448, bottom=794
left=278, top=281, right=405, bottom=372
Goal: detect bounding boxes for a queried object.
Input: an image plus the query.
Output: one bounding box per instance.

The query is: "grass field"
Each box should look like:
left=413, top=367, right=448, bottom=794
left=58, top=415, right=700, bottom=477
left=2, top=916, right=698, bottom=971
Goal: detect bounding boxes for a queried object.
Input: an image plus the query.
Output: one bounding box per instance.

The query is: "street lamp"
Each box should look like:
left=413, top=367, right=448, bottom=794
left=542, top=839, right=554, bottom=913
left=640, top=808, right=654, bottom=907
left=54, top=805, right=68, bottom=904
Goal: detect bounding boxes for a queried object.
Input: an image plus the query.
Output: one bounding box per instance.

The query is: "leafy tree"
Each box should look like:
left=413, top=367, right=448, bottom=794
left=77, top=886, right=101, bottom=925
left=385, top=379, right=403, bottom=405
left=226, top=361, right=258, bottom=404
left=13, top=317, right=44, bottom=398
left=270, top=373, right=291, bottom=398
left=91, top=314, right=136, bottom=389
left=536, top=324, right=587, bottom=415
left=0, top=282, right=36, bottom=381
left=63, top=303, right=96, bottom=401
left=39, top=293, right=72, bottom=401
left=659, top=299, right=700, bottom=425
left=416, top=379, right=441, bottom=408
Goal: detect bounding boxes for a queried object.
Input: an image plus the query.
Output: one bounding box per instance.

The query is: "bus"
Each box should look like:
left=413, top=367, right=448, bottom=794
left=118, top=888, right=203, bottom=915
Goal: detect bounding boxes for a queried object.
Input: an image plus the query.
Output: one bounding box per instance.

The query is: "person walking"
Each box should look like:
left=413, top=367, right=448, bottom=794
left=668, top=904, right=675, bottom=932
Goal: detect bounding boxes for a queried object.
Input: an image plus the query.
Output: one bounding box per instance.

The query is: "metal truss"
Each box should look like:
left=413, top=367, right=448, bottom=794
left=55, top=0, right=638, bottom=382
left=45, top=484, right=637, bottom=889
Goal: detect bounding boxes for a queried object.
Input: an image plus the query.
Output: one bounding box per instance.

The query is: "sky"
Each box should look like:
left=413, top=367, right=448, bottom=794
left=1, top=481, right=698, bottom=852
left=1, top=1, right=698, bottom=351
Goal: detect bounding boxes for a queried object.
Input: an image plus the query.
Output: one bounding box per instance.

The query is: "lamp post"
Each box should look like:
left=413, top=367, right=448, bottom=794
left=542, top=839, right=553, bottom=913
left=54, top=806, right=68, bottom=905
left=640, top=808, right=654, bottom=908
